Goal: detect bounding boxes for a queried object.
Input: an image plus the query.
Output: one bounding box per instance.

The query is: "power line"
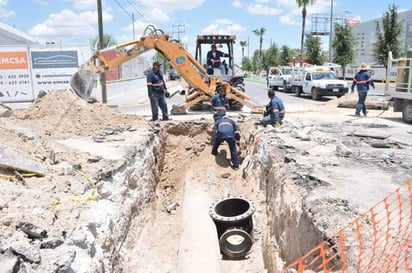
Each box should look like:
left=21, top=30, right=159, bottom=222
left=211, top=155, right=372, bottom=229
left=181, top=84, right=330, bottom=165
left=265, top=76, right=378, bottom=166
left=124, top=0, right=150, bottom=25
left=112, top=0, right=133, bottom=20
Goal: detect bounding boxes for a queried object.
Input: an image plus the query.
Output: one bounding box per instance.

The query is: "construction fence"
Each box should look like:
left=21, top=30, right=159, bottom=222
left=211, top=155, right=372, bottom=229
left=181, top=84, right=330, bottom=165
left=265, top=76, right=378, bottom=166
left=281, top=179, right=411, bottom=273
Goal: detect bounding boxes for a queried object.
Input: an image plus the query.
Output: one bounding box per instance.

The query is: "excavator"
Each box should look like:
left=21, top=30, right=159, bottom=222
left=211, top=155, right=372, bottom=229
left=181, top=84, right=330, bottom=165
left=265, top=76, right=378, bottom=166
left=70, top=25, right=262, bottom=114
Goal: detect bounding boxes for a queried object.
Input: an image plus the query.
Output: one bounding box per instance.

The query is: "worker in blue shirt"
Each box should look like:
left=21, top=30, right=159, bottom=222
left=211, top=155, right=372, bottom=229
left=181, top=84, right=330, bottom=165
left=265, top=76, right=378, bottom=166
left=146, top=61, right=169, bottom=121
left=210, top=84, right=229, bottom=121
left=351, top=63, right=375, bottom=117
left=261, top=89, right=285, bottom=127
left=207, top=44, right=231, bottom=75
left=211, top=116, right=241, bottom=170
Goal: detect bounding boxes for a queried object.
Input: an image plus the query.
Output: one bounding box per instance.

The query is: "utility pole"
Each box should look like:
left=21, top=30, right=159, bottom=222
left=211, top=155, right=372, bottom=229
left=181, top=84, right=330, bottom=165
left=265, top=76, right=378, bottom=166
left=172, top=24, right=185, bottom=41
left=329, top=0, right=334, bottom=62
left=97, top=0, right=107, bottom=103
left=132, top=13, right=135, bottom=40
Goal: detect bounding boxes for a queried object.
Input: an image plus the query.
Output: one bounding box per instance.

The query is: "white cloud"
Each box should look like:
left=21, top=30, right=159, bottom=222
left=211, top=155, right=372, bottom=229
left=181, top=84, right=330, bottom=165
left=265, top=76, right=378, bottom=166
left=138, top=0, right=206, bottom=11
left=232, top=0, right=241, bottom=8
left=201, top=18, right=246, bottom=35
left=0, top=0, right=14, bottom=18
left=246, top=3, right=282, bottom=15
left=63, top=0, right=96, bottom=10
left=28, top=9, right=113, bottom=42
left=279, top=15, right=298, bottom=26
left=33, top=0, right=49, bottom=7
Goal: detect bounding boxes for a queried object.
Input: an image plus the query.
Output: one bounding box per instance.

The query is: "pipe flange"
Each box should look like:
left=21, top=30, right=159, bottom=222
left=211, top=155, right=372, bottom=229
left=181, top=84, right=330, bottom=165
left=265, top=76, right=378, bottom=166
left=209, top=196, right=255, bottom=223
left=219, top=228, right=253, bottom=258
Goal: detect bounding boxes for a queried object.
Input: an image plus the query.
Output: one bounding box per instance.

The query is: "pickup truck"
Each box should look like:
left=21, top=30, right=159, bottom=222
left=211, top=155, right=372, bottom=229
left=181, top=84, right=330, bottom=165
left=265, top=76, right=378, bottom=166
left=267, top=66, right=293, bottom=92
left=385, top=51, right=412, bottom=123
left=291, top=66, right=349, bottom=100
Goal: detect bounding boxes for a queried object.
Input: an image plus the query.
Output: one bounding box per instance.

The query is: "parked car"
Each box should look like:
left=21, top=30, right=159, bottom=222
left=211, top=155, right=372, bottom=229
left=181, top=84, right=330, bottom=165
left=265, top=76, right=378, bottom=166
left=169, top=69, right=181, bottom=80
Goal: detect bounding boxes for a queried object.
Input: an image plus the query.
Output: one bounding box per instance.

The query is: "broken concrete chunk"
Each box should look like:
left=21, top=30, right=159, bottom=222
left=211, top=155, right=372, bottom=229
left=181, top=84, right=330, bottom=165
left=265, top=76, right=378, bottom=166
left=336, top=143, right=353, bottom=157
left=11, top=240, right=41, bottom=264
left=16, top=222, right=48, bottom=240
left=350, top=130, right=391, bottom=139
left=0, top=145, right=48, bottom=175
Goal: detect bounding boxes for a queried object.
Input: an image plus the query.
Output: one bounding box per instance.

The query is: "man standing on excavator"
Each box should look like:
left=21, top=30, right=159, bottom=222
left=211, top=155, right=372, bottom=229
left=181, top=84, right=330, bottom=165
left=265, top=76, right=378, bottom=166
left=147, top=61, right=169, bottom=121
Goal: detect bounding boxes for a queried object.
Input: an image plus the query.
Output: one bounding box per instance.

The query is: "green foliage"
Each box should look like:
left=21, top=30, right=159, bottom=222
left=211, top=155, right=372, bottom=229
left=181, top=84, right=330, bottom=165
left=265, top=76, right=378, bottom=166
left=262, top=43, right=280, bottom=69
left=252, top=27, right=266, bottom=67
left=280, top=45, right=293, bottom=66
left=304, top=34, right=322, bottom=65
left=241, top=57, right=253, bottom=72
left=332, top=23, right=356, bottom=78
left=295, top=0, right=317, bottom=66
left=90, top=34, right=118, bottom=50
left=373, top=4, right=403, bottom=68
left=240, top=40, right=248, bottom=59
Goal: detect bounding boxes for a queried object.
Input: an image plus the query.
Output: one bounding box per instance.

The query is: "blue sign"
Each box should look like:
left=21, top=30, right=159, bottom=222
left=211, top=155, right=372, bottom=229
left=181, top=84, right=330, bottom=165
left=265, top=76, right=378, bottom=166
left=31, top=51, right=78, bottom=69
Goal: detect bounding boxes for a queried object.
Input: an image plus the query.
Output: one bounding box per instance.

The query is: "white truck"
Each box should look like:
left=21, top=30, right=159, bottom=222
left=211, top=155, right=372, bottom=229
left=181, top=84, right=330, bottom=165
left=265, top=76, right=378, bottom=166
left=385, top=51, right=412, bottom=123
left=291, top=66, right=349, bottom=100
left=267, top=66, right=293, bottom=92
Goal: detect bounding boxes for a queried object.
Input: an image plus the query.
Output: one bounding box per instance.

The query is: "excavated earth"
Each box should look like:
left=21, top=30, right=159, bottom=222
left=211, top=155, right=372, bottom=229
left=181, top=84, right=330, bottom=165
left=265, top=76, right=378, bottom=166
left=0, top=90, right=411, bottom=273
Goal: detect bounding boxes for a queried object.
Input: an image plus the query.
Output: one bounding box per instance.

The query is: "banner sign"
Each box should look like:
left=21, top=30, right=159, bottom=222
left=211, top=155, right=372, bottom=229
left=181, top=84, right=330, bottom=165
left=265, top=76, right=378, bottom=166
left=0, top=50, right=33, bottom=102
left=31, top=51, right=78, bottom=69
left=0, top=45, right=94, bottom=103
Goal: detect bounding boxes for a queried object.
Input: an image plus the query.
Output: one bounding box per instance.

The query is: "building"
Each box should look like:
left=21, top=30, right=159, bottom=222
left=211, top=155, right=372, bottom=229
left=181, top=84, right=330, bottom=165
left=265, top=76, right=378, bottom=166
left=0, top=22, right=38, bottom=45
left=352, top=9, right=412, bottom=65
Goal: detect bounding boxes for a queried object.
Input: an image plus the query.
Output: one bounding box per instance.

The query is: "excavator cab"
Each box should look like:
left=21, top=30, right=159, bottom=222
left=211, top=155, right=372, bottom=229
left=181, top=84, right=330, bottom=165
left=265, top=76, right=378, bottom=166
left=195, top=35, right=245, bottom=110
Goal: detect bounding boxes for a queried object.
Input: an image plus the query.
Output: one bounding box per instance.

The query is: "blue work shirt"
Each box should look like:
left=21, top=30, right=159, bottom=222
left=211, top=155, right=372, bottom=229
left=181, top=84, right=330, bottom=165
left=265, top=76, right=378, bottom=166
left=147, top=69, right=167, bottom=96
left=214, top=117, right=239, bottom=139
left=267, top=96, right=285, bottom=122
left=351, top=70, right=375, bottom=92
left=210, top=94, right=228, bottom=118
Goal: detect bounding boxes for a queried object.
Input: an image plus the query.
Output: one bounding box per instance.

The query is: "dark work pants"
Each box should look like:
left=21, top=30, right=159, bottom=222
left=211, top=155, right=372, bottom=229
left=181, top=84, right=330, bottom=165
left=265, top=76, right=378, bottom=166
left=356, top=91, right=368, bottom=115
left=150, top=93, right=169, bottom=120
left=212, top=137, right=239, bottom=167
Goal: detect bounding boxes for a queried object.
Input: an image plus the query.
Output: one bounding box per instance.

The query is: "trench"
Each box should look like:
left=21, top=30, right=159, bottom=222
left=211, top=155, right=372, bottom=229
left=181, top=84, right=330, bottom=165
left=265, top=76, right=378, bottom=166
left=95, top=120, right=332, bottom=273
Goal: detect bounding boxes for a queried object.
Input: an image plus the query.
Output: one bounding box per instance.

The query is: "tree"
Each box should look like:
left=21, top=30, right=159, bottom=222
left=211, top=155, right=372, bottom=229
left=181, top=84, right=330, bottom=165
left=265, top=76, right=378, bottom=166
left=333, top=23, right=356, bottom=79
left=304, top=34, right=322, bottom=65
left=252, top=27, right=266, bottom=67
left=240, top=41, right=248, bottom=59
left=279, top=45, right=293, bottom=66
left=90, top=34, right=117, bottom=50
left=263, top=43, right=280, bottom=68
left=373, top=4, right=403, bottom=68
left=296, top=0, right=317, bottom=66
left=241, top=57, right=253, bottom=72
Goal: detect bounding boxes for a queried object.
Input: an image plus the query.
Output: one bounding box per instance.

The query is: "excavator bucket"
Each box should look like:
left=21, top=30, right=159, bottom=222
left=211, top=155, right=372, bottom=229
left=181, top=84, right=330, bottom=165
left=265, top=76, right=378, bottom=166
left=70, top=67, right=97, bottom=100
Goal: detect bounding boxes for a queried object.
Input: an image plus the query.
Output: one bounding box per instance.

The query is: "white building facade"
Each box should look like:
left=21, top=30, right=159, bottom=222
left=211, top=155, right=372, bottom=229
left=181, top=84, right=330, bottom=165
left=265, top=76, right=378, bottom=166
left=351, top=9, right=412, bottom=65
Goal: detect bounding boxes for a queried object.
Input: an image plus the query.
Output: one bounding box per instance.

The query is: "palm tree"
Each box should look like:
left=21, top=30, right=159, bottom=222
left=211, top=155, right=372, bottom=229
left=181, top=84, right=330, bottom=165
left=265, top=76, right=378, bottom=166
left=296, top=0, right=317, bottom=66
left=252, top=27, right=266, bottom=67
left=240, top=41, right=248, bottom=59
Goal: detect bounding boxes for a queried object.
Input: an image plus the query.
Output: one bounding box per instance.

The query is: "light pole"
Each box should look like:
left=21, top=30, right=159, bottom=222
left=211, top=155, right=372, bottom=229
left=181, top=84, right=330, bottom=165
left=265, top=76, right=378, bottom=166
left=328, top=0, right=334, bottom=62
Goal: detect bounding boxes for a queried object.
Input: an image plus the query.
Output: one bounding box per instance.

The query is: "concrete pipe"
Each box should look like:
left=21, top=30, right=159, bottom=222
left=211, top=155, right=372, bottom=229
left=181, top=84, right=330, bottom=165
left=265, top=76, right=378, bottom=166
left=209, top=196, right=255, bottom=258
left=177, top=175, right=223, bottom=273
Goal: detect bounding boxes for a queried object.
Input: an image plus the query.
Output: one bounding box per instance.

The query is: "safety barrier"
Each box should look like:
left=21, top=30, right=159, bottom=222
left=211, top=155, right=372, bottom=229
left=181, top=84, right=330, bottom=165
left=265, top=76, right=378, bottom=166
left=282, top=179, right=411, bottom=273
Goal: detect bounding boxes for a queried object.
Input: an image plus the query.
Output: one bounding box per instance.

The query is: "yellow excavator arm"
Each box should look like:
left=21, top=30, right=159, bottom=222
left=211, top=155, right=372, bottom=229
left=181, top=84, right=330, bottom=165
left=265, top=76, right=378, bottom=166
left=71, top=25, right=261, bottom=114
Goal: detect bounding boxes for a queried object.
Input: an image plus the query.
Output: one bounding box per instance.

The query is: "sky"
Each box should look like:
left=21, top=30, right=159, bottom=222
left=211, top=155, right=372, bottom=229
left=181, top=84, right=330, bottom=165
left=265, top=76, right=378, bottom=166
left=0, top=0, right=411, bottom=61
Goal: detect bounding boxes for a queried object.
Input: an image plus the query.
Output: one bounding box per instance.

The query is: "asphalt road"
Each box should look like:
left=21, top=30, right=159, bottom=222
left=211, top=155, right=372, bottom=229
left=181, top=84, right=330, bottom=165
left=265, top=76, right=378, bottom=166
left=101, top=76, right=390, bottom=118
